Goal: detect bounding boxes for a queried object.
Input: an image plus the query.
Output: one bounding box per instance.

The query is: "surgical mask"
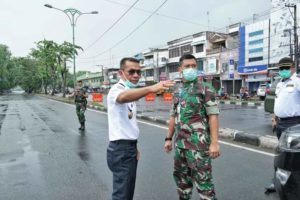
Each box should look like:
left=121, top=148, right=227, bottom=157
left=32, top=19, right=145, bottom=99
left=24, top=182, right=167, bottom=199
left=279, top=69, right=292, bottom=79
left=182, top=68, right=198, bottom=81
left=125, top=80, right=139, bottom=88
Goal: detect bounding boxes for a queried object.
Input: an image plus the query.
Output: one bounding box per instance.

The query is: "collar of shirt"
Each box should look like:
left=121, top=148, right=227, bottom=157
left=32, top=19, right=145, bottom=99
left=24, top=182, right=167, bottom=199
left=282, top=73, right=297, bottom=82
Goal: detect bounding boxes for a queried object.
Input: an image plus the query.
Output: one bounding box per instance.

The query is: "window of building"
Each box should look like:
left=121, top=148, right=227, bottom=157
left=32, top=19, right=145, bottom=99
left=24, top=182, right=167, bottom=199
left=249, top=30, right=264, bottom=37
left=249, top=39, right=263, bottom=45
left=146, top=69, right=154, bottom=76
left=197, top=60, right=203, bottom=71
left=249, top=56, right=263, bottom=62
left=195, top=44, right=204, bottom=53
left=180, top=45, right=192, bottom=55
left=249, top=47, right=263, bottom=54
left=234, top=61, right=238, bottom=70
left=168, top=64, right=178, bottom=73
left=222, top=63, right=228, bottom=72
left=169, top=48, right=180, bottom=58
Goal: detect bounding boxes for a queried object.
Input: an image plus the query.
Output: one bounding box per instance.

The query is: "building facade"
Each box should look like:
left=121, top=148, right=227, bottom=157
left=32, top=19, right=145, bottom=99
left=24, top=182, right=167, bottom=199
left=238, top=19, right=270, bottom=93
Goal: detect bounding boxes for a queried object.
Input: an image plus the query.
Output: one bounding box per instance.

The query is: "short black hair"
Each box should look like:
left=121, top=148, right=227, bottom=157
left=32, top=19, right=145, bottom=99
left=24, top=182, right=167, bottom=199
left=120, top=57, right=139, bottom=70
left=179, top=54, right=197, bottom=66
left=278, top=57, right=294, bottom=68
left=77, top=80, right=83, bottom=83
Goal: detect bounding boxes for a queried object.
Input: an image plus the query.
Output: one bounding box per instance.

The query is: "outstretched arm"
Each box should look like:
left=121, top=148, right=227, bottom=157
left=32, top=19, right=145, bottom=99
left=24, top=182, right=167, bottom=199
left=117, top=80, right=174, bottom=103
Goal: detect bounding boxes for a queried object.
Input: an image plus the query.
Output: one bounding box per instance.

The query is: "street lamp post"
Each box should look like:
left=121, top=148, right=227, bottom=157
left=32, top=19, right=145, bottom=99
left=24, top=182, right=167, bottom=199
left=44, top=4, right=98, bottom=89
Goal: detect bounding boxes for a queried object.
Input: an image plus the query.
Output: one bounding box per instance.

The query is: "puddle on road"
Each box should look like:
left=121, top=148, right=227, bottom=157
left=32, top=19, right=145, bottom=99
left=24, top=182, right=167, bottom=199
left=0, top=135, right=45, bottom=193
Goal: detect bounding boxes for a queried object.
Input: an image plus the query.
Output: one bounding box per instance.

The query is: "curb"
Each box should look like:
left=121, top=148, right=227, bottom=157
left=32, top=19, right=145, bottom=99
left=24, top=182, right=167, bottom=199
left=219, top=100, right=264, bottom=106
left=41, top=95, right=278, bottom=150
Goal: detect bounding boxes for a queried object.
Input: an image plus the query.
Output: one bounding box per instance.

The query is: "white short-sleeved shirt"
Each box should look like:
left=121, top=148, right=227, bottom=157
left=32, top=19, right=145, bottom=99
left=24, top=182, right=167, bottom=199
left=274, top=73, right=300, bottom=118
left=107, top=80, right=139, bottom=141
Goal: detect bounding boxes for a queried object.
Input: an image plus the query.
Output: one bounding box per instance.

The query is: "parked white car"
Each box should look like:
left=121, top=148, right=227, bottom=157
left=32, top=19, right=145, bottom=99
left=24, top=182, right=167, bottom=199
left=257, top=83, right=267, bottom=100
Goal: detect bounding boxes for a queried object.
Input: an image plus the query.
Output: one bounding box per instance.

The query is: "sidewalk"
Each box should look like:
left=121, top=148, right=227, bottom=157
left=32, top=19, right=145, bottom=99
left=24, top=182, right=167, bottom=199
left=39, top=94, right=278, bottom=150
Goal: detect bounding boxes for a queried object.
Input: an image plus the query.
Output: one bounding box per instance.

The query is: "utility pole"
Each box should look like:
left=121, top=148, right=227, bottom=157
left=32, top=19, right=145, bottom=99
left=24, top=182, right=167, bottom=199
left=156, top=49, right=159, bottom=82
left=285, top=3, right=298, bottom=73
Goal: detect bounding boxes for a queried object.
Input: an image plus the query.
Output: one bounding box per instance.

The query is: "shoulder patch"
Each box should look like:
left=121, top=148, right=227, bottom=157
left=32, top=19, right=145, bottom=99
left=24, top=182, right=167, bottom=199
left=116, top=83, right=125, bottom=90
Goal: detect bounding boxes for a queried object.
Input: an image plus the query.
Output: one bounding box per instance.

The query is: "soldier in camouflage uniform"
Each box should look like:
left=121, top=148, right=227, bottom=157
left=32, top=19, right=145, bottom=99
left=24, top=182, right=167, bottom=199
left=74, top=80, right=88, bottom=131
left=164, top=54, right=220, bottom=200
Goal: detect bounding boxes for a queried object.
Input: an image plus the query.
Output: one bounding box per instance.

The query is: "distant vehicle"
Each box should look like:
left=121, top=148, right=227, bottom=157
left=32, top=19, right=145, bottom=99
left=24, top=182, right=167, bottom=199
left=264, top=76, right=280, bottom=113
left=257, top=83, right=268, bottom=100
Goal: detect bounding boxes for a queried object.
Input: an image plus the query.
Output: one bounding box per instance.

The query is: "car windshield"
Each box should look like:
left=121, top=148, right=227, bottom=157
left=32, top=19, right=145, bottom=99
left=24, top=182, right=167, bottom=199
left=259, top=84, right=267, bottom=88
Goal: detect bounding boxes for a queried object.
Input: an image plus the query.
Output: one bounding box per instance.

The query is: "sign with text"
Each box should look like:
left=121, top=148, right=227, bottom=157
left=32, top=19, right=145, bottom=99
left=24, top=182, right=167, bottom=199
left=228, top=59, right=235, bottom=79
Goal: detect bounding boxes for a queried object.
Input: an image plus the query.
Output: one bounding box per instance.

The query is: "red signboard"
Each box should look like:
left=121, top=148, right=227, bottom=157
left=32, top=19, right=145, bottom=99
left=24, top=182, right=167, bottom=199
left=92, top=93, right=103, bottom=102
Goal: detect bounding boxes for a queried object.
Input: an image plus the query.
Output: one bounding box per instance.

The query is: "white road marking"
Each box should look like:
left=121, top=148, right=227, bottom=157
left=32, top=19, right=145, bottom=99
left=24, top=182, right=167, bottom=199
left=44, top=97, right=275, bottom=157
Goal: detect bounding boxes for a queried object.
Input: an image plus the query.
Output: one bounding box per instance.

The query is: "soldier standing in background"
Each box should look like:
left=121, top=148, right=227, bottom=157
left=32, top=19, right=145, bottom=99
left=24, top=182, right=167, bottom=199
left=74, top=80, right=88, bottom=131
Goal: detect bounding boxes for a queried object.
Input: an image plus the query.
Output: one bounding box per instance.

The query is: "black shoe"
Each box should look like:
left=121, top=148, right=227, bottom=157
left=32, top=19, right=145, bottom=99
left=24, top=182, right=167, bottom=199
left=265, top=183, right=276, bottom=194
left=78, top=126, right=82, bottom=130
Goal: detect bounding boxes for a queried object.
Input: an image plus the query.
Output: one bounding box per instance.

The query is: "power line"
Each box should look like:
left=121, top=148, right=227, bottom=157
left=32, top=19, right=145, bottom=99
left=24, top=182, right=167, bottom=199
left=78, top=4, right=288, bottom=65
left=79, top=0, right=169, bottom=60
left=82, top=0, right=141, bottom=53
left=102, top=0, right=215, bottom=28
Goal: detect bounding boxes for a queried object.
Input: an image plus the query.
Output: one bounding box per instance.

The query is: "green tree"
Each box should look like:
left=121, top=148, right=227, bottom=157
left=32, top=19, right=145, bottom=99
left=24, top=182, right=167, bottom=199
left=31, top=40, right=58, bottom=95
left=15, top=57, right=42, bottom=93
left=0, top=44, right=12, bottom=93
left=57, top=41, right=82, bottom=97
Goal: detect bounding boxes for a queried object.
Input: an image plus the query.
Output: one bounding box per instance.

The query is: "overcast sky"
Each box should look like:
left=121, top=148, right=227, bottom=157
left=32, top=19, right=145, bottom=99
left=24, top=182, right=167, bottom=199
left=0, top=0, right=271, bottom=72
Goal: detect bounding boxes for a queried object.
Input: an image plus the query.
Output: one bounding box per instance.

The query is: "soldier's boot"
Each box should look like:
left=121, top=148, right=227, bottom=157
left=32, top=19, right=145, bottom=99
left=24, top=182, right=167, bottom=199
left=81, top=122, right=85, bottom=131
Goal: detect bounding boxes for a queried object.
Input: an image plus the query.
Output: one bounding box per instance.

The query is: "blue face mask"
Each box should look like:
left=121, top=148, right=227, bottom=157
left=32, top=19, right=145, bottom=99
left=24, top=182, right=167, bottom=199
left=182, top=68, right=198, bottom=81
left=279, top=69, right=292, bottom=79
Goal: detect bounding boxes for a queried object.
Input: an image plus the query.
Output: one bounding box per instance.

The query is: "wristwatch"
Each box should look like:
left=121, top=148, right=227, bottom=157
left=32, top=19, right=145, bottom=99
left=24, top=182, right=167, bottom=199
left=165, top=137, right=172, bottom=141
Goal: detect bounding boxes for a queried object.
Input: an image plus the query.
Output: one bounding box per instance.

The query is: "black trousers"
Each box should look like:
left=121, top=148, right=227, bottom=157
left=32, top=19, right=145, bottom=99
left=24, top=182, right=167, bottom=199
left=107, top=140, right=138, bottom=200
left=276, top=117, right=300, bottom=139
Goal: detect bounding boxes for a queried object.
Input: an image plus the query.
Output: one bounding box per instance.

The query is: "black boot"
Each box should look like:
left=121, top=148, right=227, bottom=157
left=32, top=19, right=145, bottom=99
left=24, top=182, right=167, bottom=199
left=81, top=122, right=85, bottom=131
left=78, top=123, right=82, bottom=130
left=265, top=183, right=276, bottom=194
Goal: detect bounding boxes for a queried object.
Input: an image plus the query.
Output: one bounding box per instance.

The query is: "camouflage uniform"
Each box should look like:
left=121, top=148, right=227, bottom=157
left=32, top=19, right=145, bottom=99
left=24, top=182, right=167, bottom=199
left=170, top=79, right=219, bottom=200
left=75, top=86, right=87, bottom=129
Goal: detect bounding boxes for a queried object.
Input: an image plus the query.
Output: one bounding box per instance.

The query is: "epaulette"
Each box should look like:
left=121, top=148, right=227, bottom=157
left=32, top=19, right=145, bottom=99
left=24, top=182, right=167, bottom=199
left=116, top=83, right=125, bottom=89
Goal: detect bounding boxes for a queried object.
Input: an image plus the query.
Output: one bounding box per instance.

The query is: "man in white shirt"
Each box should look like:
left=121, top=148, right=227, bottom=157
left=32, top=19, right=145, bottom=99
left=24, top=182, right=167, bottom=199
left=265, top=57, right=300, bottom=193
left=273, top=57, right=300, bottom=139
left=106, top=57, right=174, bottom=200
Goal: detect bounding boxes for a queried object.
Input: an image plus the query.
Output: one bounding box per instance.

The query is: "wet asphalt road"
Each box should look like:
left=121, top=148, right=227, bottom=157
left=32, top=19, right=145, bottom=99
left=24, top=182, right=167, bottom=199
left=0, top=94, right=278, bottom=200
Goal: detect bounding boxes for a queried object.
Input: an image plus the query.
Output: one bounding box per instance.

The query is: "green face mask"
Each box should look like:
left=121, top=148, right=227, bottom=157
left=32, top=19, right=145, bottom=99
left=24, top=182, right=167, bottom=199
left=279, top=69, right=292, bottom=79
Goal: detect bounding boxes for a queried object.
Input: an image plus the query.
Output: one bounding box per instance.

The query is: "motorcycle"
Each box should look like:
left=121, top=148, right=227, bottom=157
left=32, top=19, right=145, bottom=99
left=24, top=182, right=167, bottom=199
left=274, top=124, right=300, bottom=200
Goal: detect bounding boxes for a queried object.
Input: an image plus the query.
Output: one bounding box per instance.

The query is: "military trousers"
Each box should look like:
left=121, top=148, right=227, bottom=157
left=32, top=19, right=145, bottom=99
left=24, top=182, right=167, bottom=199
left=173, top=147, right=216, bottom=200
left=75, top=103, right=86, bottom=123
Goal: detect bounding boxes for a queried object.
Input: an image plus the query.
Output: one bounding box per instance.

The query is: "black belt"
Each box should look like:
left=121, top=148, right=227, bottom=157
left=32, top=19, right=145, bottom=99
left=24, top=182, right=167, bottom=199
left=278, top=116, right=300, bottom=121
left=110, top=139, right=137, bottom=145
